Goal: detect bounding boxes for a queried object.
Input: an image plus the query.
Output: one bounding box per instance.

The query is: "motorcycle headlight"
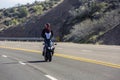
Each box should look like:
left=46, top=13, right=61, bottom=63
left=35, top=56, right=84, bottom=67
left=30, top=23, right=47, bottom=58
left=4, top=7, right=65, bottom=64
left=48, top=47, right=51, bottom=49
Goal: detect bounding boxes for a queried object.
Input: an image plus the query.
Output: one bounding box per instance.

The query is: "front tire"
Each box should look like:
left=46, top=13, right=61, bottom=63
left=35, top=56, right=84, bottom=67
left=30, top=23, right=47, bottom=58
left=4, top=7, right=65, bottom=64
left=48, top=52, right=52, bottom=62
left=44, top=51, right=52, bottom=62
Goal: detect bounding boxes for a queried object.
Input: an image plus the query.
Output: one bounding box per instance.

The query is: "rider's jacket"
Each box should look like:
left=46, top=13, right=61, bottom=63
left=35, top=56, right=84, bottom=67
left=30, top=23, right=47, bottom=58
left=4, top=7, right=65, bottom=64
left=41, top=28, right=53, bottom=40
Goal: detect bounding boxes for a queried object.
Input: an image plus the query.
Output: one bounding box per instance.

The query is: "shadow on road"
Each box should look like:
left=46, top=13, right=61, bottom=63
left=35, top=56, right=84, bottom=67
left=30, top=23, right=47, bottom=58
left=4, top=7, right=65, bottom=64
left=27, top=60, right=46, bottom=63
left=2, top=60, right=46, bottom=65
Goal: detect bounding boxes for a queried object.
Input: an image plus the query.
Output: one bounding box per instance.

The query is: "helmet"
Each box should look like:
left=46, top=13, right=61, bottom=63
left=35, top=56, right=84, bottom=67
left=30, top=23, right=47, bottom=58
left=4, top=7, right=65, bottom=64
left=45, top=23, right=50, bottom=29
left=45, top=23, right=51, bottom=32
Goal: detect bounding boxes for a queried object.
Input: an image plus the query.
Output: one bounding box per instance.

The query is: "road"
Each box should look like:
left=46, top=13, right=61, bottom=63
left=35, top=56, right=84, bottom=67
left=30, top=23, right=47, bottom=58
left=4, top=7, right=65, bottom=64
left=0, top=41, right=120, bottom=80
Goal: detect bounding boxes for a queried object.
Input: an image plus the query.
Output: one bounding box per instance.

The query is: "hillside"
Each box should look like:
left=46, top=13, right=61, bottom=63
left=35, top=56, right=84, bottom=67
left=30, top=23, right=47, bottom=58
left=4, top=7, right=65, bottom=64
left=0, top=0, right=120, bottom=45
left=0, top=0, right=80, bottom=37
left=97, top=23, right=120, bottom=45
left=0, top=0, right=61, bottom=33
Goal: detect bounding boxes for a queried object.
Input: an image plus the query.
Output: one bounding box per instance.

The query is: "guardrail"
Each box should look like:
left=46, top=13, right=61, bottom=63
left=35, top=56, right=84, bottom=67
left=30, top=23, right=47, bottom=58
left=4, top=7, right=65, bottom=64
left=0, top=37, right=44, bottom=41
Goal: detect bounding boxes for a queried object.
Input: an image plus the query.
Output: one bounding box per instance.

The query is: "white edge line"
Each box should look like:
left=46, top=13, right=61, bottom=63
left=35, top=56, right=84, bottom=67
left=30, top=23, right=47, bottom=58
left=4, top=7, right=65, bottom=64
left=45, top=75, right=58, bottom=80
left=2, top=55, right=8, bottom=58
left=19, top=61, right=26, bottom=65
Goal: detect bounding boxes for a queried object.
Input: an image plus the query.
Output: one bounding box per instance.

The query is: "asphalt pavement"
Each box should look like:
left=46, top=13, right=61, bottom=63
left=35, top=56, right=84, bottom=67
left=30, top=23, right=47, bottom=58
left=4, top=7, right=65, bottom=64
left=0, top=41, right=120, bottom=80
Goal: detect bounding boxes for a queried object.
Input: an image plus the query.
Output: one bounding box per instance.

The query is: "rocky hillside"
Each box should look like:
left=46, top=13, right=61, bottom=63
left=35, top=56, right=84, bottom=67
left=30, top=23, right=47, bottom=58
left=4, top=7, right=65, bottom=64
left=0, top=0, right=80, bottom=37
left=0, top=0, right=120, bottom=45
left=0, top=0, right=62, bottom=36
left=97, top=23, right=120, bottom=45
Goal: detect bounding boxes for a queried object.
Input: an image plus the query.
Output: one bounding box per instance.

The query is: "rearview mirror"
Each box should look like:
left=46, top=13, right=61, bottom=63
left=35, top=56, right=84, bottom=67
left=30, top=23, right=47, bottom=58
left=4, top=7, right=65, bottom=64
left=54, top=43, right=57, bottom=45
left=43, top=43, right=45, bottom=45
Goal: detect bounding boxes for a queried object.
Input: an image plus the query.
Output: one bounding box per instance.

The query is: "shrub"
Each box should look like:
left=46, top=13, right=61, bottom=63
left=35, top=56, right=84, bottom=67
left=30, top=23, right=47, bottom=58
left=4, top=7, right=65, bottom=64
left=3, top=10, right=10, bottom=17
left=18, top=7, right=28, bottom=18
left=32, top=5, right=43, bottom=14
left=4, top=20, right=11, bottom=26
left=11, top=19, right=19, bottom=25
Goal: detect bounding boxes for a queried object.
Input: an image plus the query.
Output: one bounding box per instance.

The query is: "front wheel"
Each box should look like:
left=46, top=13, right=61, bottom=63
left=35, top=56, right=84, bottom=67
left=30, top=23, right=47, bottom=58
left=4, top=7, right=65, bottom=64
left=44, top=55, right=48, bottom=62
left=44, top=52, right=52, bottom=62
left=48, top=52, right=52, bottom=62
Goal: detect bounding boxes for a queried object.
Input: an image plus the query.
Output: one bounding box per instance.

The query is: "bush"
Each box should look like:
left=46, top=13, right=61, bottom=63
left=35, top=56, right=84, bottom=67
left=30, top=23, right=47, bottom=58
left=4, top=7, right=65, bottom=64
left=18, top=7, right=28, bottom=18
left=32, top=5, right=43, bottom=14
left=3, top=10, right=10, bottom=17
left=4, top=20, right=11, bottom=26
left=3, top=18, right=19, bottom=26
left=8, top=8, right=16, bottom=13
left=11, top=19, right=19, bottom=25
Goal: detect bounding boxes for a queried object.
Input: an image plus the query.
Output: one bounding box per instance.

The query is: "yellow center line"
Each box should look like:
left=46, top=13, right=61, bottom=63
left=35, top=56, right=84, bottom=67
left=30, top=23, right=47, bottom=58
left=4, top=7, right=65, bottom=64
left=0, top=46, right=120, bottom=69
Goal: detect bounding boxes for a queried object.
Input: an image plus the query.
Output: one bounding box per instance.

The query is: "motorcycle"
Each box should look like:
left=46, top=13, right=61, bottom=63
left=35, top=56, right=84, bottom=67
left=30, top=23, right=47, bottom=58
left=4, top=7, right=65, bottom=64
left=43, top=39, right=56, bottom=62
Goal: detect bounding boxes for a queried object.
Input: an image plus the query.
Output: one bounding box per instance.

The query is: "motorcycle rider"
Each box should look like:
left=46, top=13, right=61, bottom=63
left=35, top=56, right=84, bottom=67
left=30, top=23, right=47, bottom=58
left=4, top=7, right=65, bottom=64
left=41, top=23, right=54, bottom=56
